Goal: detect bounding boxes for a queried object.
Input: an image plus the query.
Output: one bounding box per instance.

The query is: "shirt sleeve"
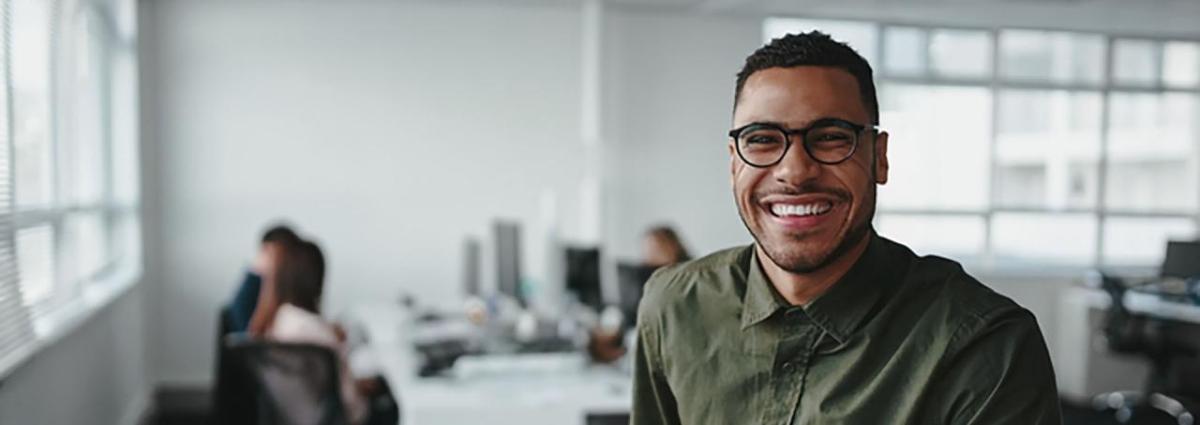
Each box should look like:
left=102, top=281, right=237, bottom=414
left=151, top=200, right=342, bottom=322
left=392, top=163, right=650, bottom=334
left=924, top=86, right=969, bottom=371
left=933, top=307, right=1063, bottom=425
left=631, top=317, right=682, bottom=425
left=227, top=271, right=262, bottom=333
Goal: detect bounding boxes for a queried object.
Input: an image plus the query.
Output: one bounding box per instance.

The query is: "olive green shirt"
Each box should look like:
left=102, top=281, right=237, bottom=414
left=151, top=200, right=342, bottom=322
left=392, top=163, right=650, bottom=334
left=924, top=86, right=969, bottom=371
left=632, top=234, right=1061, bottom=425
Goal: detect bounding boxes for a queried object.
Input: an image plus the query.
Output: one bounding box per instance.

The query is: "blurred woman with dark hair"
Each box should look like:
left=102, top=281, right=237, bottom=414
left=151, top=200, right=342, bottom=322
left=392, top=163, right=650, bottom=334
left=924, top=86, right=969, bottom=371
left=643, top=225, right=691, bottom=267
left=265, top=239, right=372, bottom=425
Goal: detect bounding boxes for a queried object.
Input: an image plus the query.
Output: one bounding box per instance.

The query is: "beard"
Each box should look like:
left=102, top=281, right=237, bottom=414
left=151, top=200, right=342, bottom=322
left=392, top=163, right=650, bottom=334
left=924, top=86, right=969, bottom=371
left=737, top=182, right=875, bottom=274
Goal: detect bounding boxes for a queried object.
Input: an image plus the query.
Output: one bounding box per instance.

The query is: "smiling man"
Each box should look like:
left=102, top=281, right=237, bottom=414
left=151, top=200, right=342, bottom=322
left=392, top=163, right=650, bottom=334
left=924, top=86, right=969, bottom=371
left=631, top=32, right=1062, bottom=424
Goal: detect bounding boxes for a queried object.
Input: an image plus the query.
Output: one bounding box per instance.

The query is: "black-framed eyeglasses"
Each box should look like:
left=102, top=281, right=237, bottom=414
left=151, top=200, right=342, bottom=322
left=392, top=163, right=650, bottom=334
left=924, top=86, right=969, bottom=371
left=728, top=118, right=878, bottom=168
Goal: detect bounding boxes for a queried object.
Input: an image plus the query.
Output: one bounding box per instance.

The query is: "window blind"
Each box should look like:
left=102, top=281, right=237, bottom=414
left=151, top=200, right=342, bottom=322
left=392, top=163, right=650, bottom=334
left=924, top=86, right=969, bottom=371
left=0, top=0, right=38, bottom=378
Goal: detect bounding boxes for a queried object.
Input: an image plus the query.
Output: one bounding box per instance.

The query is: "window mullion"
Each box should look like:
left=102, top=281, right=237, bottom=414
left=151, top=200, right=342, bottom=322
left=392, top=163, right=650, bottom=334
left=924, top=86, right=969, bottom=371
left=984, top=27, right=1000, bottom=268
left=1095, top=36, right=1115, bottom=268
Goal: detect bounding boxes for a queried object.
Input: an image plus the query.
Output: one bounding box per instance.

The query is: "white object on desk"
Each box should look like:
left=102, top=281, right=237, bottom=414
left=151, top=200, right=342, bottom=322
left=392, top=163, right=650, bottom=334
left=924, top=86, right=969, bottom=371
left=355, top=304, right=632, bottom=425
left=452, top=352, right=588, bottom=380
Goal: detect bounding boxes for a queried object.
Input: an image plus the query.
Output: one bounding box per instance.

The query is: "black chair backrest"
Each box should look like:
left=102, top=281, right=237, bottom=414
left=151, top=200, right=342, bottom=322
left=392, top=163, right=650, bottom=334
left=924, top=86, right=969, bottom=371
left=1097, top=272, right=1148, bottom=355
left=586, top=412, right=630, bottom=425
left=214, top=307, right=258, bottom=425
left=226, top=340, right=350, bottom=425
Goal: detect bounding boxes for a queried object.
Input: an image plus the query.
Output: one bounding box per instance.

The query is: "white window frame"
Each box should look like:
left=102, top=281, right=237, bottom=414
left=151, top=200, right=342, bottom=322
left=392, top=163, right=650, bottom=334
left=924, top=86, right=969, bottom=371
left=0, top=0, right=141, bottom=381
left=766, top=17, right=1200, bottom=272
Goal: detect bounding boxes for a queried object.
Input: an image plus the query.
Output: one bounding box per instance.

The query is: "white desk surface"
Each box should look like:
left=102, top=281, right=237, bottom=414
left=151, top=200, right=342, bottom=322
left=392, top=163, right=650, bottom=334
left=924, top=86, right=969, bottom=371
left=1076, top=286, right=1200, bottom=324
left=1123, top=290, right=1200, bottom=324
left=352, top=304, right=633, bottom=425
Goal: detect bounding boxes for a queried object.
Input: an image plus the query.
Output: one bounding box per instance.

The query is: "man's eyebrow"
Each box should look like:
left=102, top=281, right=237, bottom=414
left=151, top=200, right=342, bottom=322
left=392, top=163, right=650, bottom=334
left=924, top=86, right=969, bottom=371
left=740, top=116, right=854, bottom=130
left=739, top=120, right=789, bottom=128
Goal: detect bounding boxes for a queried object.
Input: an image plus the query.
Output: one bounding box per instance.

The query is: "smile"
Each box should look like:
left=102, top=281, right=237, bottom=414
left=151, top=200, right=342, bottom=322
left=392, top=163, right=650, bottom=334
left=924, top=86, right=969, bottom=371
left=768, top=201, right=833, bottom=218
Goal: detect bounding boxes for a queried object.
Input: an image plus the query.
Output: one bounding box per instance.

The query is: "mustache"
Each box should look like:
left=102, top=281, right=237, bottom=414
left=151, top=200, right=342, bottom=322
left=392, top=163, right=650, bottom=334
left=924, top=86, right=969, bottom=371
left=752, top=181, right=852, bottom=203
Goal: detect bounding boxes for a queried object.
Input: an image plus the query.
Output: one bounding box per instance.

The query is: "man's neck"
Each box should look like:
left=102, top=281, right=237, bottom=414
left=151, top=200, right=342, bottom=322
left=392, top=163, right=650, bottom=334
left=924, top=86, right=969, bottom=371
left=757, top=233, right=872, bottom=306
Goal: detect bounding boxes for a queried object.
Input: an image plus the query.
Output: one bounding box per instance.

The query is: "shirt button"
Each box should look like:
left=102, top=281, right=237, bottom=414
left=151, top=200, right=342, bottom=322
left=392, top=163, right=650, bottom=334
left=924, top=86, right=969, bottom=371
left=781, top=362, right=796, bottom=372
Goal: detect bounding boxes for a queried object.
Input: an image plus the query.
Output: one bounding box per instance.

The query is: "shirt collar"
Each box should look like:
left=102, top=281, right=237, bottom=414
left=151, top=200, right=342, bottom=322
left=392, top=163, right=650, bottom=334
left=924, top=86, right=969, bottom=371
left=739, top=233, right=898, bottom=344
left=740, top=246, right=787, bottom=330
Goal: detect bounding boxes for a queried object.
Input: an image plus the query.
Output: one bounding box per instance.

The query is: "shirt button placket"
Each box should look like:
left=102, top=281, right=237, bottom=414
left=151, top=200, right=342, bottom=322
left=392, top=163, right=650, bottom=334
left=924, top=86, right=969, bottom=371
left=780, top=308, right=815, bottom=425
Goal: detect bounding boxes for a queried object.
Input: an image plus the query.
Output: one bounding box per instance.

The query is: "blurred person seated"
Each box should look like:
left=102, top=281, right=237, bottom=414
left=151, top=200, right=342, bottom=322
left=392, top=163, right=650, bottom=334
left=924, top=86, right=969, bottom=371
left=265, top=239, right=392, bottom=425
left=589, top=225, right=694, bottom=363
left=225, top=224, right=300, bottom=333
left=642, top=225, right=691, bottom=268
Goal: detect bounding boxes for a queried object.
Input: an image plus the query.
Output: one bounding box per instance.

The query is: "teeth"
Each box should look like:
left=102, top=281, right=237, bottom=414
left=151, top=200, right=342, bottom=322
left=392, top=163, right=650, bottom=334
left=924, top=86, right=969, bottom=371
left=771, top=202, right=832, bottom=217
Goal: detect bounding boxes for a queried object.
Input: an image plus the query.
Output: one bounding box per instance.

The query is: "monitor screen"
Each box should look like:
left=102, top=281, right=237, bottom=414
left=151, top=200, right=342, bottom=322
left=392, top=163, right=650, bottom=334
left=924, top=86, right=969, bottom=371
left=462, top=238, right=481, bottom=297
left=565, top=246, right=603, bottom=311
left=494, top=220, right=523, bottom=306
left=1162, top=240, right=1200, bottom=280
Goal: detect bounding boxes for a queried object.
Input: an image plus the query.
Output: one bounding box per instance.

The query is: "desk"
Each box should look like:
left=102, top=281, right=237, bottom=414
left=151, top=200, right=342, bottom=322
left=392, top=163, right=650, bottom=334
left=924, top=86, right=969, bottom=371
left=1080, top=286, right=1200, bottom=324
left=353, top=304, right=633, bottom=425
left=1123, top=290, right=1200, bottom=324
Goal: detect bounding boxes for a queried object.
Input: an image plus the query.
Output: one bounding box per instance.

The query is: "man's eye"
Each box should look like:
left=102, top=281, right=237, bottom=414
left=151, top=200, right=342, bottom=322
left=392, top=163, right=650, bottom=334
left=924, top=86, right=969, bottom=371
left=812, top=133, right=851, bottom=142
left=746, top=135, right=782, bottom=145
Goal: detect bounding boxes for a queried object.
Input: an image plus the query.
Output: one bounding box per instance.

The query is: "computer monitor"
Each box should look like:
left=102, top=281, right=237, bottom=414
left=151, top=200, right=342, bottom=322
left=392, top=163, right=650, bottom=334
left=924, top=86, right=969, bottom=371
left=617, top=262, right=658, bottom=329
left=494, top=220, right=524, bottom=306
left=462, top=238, right=481, bottom=297
left=564, top=246, right=603, bottom=312
left=1161, top=240, right=1200, bottom=280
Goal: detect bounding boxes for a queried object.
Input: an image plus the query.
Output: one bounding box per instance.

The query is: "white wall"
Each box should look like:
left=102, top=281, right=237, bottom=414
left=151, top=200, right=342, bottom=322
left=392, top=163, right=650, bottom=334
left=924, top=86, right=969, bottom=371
left=0, top=285, right=151, bottom=425
left=602, top=9, right=762, bottom=260
left=141, top=0, right=586, bottom=385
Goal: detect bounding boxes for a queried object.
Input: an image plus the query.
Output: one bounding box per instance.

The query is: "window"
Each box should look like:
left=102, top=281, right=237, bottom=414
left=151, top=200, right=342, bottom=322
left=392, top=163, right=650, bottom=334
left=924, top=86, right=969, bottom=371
left=878, top=84, right=992, bottom=210
left=998, top=30, right=1105, bottom=85
left=13, top=0, right=54, bottom=209
left=996, top=90, right=1102, bottom=209
left=928, top=29, right=991, bottom=79
left=0, top=0, right=141, bottom=377
left=766, top=19, right=1200, bottom=268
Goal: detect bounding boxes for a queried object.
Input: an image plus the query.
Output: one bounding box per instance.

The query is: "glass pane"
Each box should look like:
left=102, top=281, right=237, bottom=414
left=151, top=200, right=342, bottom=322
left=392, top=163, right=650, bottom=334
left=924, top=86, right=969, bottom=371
left=62, top=11, right=106, bottom=206
left=111, top=49, right=140, bottom=206
left=110, top=213, right=141, bottom=267
left=1113, top=39, right=1159, bottom=86
left=999, top=30, right=1105, bottom=84
left=1105, top=93, right=1199, bottom=212
left=763, top=18, right=878, bottom=65
left=64, top=213, right=107, bottom=285
left=929, top=29, right=992, bottom=78
left=1103, top=217, right=1197, bottom=266
left=883, top=27, right=926, bottom=76
left=992, top=213, right=1097, bottom=266
left=1163, top=41, right=1200, bottom=88
left=996, top=90, right=1102, bottom=209
left=18, top=225, right=55, bottom=306
left=878, top=84, right=992, bottom=210
left=12, top=0, right=55, bottom=208
left=875, top=214, right=985, bottom=260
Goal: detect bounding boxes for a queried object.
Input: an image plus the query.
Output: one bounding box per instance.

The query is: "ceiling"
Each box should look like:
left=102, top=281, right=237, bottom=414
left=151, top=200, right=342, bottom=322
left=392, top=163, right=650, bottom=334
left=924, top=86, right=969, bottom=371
left=593, top=0, right=1200, bottom=38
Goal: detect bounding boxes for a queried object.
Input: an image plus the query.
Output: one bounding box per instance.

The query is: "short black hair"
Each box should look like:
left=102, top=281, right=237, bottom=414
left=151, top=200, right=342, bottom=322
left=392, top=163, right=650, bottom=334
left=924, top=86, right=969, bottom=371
left=261, top=224, right=299, bottom=246
left=275, top=239, right=326, bottom=314
left=734, top=31, right=878, bottom=124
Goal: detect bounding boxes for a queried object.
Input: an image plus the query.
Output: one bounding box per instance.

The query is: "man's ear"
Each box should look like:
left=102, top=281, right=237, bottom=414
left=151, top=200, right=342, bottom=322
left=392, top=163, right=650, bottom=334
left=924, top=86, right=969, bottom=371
left=728, top=141, right=740, bottom=186
left=873, top=131, right=889, bottom=185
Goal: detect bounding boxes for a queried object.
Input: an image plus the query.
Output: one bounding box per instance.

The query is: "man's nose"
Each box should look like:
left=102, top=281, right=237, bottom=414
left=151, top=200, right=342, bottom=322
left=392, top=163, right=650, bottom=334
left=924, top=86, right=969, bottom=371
left=772, top=139, right=823, bottom=186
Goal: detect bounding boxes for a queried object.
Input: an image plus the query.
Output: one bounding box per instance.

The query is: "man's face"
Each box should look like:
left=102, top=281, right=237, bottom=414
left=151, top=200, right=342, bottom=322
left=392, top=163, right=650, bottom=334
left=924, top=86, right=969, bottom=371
left=731, top=66, right=889, bottom=273
left=257, top=241, right=285, bottom=278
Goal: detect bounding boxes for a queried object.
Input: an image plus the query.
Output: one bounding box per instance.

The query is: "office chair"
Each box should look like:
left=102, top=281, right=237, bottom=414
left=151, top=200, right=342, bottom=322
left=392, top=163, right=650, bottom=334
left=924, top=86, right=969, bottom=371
left=586, top=412, right=631, bottom=425
left=226, top=340, right=352, bottom=425
left=213, top=307, right=258, bottom=425
left=1092, top=272, right=1198, bottom=425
